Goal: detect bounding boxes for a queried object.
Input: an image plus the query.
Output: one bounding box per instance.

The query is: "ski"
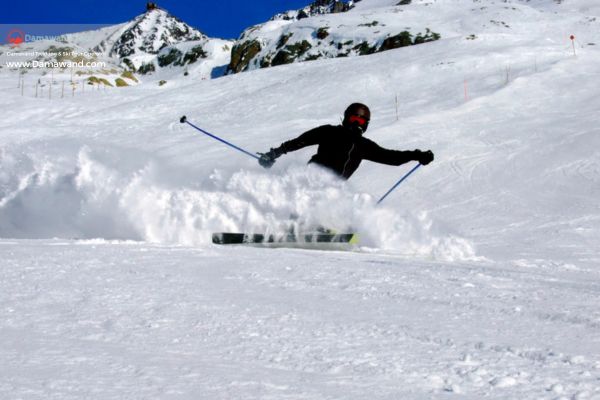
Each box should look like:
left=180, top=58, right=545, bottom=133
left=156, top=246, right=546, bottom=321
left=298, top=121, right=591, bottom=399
left=212, top=232, right=358, bottom=245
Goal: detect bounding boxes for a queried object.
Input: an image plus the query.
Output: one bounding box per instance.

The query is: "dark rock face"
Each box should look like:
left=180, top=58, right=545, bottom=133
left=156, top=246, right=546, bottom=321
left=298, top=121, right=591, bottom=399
left=156, top=45, right=209, bottom=68
left=228, top=40, right=262, bottom=73
left=182, top=45, right=208, bottom=65
left=122, top=58, right=136, bottom=72
left=138, top=62, right=156, bottom=75
left=379, top=31, right=413, bottom=51
left=111, top=29, right=138, bottom=58
left=158, top=48, right=183, bottom=67
left=277, top=33, right=294, bottom=49
left=353, top=41, right=377, bottom=55
left=316, top=27, right=330, bottom=40
left=379, top=29, right=440, bottom=51
left=272, top=40, right=312, bottom=66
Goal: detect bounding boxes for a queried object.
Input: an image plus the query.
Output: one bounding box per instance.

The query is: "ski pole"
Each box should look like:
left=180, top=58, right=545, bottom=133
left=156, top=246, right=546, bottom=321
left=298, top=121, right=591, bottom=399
left=377, top=163, right=421, bottom=205
left=180, top=116, right=260, bottom=160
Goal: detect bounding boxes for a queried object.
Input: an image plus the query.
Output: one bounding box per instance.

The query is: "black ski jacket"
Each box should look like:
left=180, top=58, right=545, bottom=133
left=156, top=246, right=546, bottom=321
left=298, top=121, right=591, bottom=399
left=278, top=124, right=416, bottom=179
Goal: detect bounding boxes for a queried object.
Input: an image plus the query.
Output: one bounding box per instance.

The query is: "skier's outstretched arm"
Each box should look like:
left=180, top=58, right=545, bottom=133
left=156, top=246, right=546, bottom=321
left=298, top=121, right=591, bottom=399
left=363, top=140, right=434, bottom=166
left=258, top=126, right=326, bottom=168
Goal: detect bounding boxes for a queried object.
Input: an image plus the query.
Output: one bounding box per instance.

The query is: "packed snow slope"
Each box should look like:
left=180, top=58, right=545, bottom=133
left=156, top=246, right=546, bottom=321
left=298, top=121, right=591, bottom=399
left=1, top=0, right=600, bottom=398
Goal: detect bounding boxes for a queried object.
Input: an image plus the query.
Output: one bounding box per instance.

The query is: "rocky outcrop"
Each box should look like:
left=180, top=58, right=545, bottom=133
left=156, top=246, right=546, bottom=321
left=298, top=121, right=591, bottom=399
left=227, top=27, right=440, bottom=74
left=271, top=40, right=312, bottom=66
left=226, top=0, right=440, bottom=74
left=228, top=40, right=262, bottom=73
left=379, top=32, right=413, bottom=52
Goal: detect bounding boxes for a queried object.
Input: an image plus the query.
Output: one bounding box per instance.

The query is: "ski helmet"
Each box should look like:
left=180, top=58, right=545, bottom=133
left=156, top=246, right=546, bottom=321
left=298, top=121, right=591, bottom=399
left=343, top=103, right=371, bottom=134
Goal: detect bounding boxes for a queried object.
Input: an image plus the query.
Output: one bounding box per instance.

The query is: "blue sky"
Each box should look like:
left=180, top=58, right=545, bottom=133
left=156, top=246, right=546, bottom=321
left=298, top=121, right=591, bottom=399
left=1, top=0, right=312, bottom=39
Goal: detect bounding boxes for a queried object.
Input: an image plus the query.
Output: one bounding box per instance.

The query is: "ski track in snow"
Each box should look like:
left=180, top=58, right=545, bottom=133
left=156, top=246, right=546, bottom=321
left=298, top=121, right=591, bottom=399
left=1, top=241, right=600, bottom=399
left=1, top=0, right=600, bottom=398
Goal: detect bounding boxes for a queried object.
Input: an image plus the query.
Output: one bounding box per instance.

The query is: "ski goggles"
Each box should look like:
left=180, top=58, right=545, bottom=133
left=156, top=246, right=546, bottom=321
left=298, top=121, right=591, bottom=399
left=348, top=114, right=369, bottom=126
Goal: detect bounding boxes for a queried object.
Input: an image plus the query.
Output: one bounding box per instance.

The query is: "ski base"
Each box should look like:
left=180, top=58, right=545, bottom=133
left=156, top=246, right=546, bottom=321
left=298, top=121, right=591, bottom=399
left=212, top=232, right=358, bottom=245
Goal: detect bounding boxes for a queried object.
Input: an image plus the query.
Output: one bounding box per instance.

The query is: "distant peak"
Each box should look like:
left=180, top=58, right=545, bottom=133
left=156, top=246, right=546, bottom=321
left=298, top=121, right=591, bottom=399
left=146, top=2, right=160, bottom=12
left=108, top=3, right=206, bottom=59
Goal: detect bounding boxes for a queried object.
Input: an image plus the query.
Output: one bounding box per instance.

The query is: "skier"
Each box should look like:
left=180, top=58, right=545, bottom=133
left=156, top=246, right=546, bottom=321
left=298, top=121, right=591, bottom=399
left=258, top=103, right=434, bottom=179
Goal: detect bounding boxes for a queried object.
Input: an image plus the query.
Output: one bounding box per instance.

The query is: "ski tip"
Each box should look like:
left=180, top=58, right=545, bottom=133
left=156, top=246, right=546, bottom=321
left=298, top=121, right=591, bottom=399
left=180, top=115, right=187, bottom=124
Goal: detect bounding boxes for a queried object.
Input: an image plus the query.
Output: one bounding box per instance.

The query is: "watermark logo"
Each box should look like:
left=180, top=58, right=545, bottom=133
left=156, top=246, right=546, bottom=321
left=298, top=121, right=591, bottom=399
left=4, top=28, right=71, bottom=46
left=7, top=28, right=25, bottom=47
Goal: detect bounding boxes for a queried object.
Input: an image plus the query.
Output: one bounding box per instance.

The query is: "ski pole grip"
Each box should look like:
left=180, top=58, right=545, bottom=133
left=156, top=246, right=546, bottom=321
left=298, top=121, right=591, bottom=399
left=180, top=115, right=187, bottom=123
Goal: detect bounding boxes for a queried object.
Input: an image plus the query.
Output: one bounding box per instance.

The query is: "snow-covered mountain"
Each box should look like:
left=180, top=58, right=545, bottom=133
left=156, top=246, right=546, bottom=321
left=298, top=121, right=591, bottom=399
left=226, top=0, right=600, bottom=74
left=96, top=5, right=232, bottom=78
left=1, top=0, right=600, bottom=398
left=227, top=0, right=445, bottom=73
left=271, top=0, right=356, bottom=21
left=106, top=7, right=206, bottom=59
left=0, top=4, right=232, bottom=86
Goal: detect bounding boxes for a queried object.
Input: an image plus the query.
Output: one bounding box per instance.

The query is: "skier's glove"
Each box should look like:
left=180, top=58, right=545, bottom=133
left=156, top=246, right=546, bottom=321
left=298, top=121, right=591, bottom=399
left=258, top=147, right=284, bottom=169
left=413, top=149, right=434, bottom=165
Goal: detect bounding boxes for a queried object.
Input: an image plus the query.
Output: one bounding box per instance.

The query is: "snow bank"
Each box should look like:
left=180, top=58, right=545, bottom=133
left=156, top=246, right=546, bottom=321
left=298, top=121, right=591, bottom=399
left=0, top=144, right=477, bottom=260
